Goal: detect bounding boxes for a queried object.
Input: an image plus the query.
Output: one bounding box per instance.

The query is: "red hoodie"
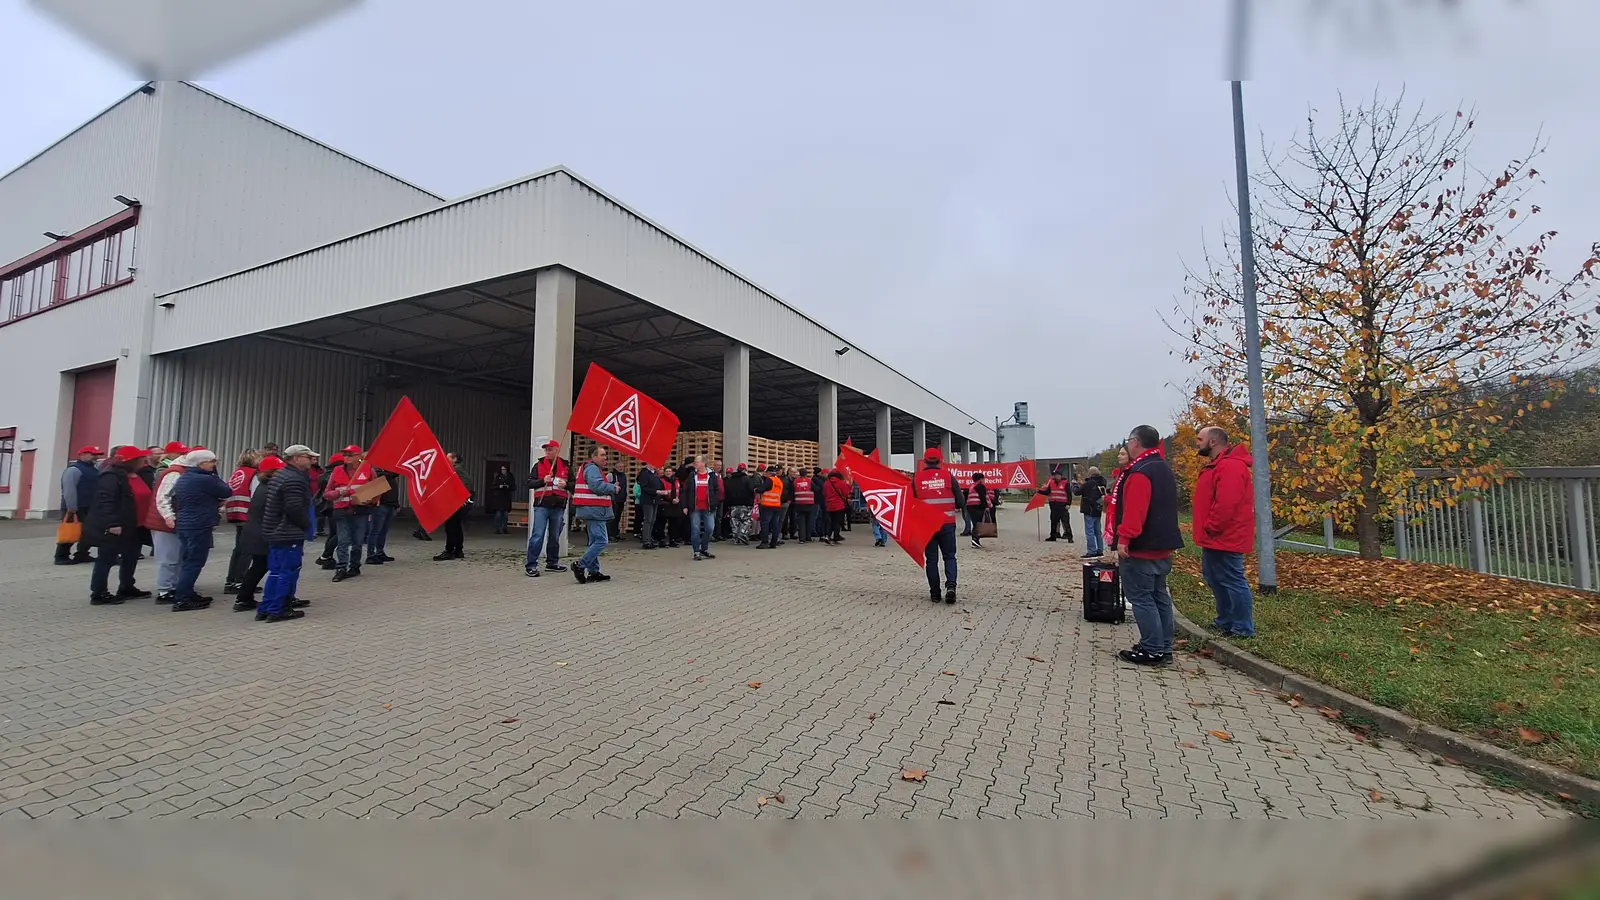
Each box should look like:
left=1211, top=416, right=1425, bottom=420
left=1192, top=443, right=1255, bottom=554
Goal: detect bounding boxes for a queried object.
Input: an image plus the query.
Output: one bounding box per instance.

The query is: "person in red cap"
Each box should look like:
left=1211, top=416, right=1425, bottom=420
left=232, top=455, right=287, bottom=613
left=85, top=445, right=154, bottom=605
left=55, top=446, right=104, bottom=565
left=524, top=440, right=571, bottom=577
left=323, top=445, right=376, bottom=582
left=156, top=441, right=188, bottom=469
left=910, top=447, right=961, bottom=604
left=314, top=453, right=342, bottom=566
left=222, top=449, right=262, bottom=595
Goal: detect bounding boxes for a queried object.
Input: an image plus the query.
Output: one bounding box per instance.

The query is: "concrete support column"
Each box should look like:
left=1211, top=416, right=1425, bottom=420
left=875, top=405, right=892, bottom=460
left=959, top=438, right=971, bottom=464
left=912, top=420, right=928, bottom=457
left=723, top=342, right=750, bottom=466
left=530, top=267, right=577, bottom=457
left=818, top=379, right=839, bottom=460
left=940, top=431, right=953, bottom=461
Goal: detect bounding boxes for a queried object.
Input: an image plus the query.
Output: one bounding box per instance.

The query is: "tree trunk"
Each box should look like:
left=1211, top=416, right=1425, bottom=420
left=1355, top=442, right=1384, bottom=560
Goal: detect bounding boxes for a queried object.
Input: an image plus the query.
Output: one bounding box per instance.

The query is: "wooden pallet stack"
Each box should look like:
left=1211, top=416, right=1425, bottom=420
left=675, top=431, right=724, bottom=469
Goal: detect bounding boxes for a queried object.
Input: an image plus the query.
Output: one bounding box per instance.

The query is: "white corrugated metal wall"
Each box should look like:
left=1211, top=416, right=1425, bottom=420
left=159, top=337, right=531, bottom=507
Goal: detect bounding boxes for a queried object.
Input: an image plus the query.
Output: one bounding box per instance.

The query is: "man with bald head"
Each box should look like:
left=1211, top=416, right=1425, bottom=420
left=1192, top=425, right=1256, bottom=638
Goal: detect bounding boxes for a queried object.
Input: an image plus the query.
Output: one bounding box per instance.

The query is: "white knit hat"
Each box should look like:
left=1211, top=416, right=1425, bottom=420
left=181, top=449, right=217, bottom=467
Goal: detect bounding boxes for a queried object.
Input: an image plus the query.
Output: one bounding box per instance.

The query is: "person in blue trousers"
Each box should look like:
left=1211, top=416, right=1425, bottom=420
left=169, top=450, right=233, bottom=612
left=257, top=444, right=318, bottom=622
left=571, top=445, right=620, bottom=583
left=524, top=440, right=572, bottom=578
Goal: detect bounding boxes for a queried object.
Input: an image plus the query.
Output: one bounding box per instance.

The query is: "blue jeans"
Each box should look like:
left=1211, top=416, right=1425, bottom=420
left=924, top=524, right=957, bottom=590
left=689, top=510, right=715, bottom=554
left=1084, top=515, right=1104, bottom=555
left=577, top=517, right=609, bottom=572
left=759, top=506, right=784, bottom=546
left=872, top=518, right=887, bottom=543
left=1122, top=556, right=1175, bottom=655
left=961, top=505, right=973, bottom=534
left=261, top=541, right=303, bottom=617
left=333, top=511, right=368, bottom=571
left=174, top=529, right=213, bottom=600
left=492, top=509, right=508, bottom=532
left=366, top=506, right=393, bottom=557
left=526, top=506, right=565, bottom=569
left=1201, top=549, right=1255, bottom=636
left=812, top=503, right=826, bottom=538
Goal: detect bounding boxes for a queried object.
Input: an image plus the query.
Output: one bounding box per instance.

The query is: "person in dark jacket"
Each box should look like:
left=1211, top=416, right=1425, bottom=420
left=315, top=454, right=341, bottom=568
left=722, top=465, right=755, bottom=545
left=365, top=468, right=400, bottom=565
left=1112, top=425, right=1185, bottom=667
left=967, top=473, right=991, bottom=550
left=169, top=450, right=233, bottom=612
left=233, top=455, right=286, bottom=613
left=680, top=456, right=722, bottom=561
left=1077, top=467, right=1109, bottom=558
left=780, top=467, right=797, bottom=541
left=435, top=454, right=473, bottom=561
left=657, top=468, right=683, bottom=548
left=257, top=445, right=317, bottom=623
left=487, top=464, right=517, bottom=534
left=822, top=471, right=852, bottom=544
left=85, top=446, right=154, bottom=605
left=635, top=463, right=664, bottom=549
left=55, top=446, right=103, bottom=565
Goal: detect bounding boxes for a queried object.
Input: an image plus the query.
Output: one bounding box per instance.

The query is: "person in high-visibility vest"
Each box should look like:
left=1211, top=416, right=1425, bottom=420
left=1037, top=467, right=1076, bottom=544
left=571, top=445, right=621, bottom=583
left=756, top=465, right=785, bottom=549
left=910, top=448, right=961, bottom=603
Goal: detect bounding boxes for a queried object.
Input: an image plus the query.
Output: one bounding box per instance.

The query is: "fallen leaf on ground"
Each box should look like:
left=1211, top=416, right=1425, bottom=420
left=1368, top=789, right=1384, bottom=802
left=774, top=793, right=786, bottom=804
left=1180, top=741, right=1198, bottom=749
left=901, top=769, right=927, bottom=782
left=1318, top=707, right=1341, bottom=719
left=382, top=704, right=392, bottom=710
left=1196, top=647, right=1215, bottom=659
left=694, top=676, right=705, bottom=683
left=1288, top=698, right=1303, bottom=708
left=1209, top=730, right=1234, bottom=742
left=1517, top=727, right=1546, bottom=744
left=941, top=670, right=958, bottom=676
left=757, top=796, right=768, bottom=807
left=556, top=662, right=568, bottom=667
left=747, top=681, right=762, bottom=690
left=500, top=718, right=519, bottom=724
left=1024, top=655, right=1046, bottom=663
left=1558, top=792, right=1575, bottom=802
left=867, top=712, right=878, bottom=721
left=687, top=659, right=694, bottom=663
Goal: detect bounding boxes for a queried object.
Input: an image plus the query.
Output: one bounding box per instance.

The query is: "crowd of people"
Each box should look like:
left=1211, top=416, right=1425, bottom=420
left=51, top=422, right=1256, bottom=664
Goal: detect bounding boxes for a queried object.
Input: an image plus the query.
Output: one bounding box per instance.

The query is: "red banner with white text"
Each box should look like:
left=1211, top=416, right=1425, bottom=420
left=946, top=460, right=1038, bottom=492
left=365, top=397, right=471, bottom=534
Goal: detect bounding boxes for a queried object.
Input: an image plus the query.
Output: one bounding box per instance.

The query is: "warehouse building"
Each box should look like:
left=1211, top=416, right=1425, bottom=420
left=0, top=82, right=996, bottom=519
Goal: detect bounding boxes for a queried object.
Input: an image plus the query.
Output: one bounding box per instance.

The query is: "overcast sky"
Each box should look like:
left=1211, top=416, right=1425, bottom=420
left=4, top=0, right=1597, bottom=456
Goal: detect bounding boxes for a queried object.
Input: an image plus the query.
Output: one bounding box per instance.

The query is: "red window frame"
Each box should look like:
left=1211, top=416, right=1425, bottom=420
left=1, top=207, right=139, bottom=327
left=0, top=427, right=16, bottom=494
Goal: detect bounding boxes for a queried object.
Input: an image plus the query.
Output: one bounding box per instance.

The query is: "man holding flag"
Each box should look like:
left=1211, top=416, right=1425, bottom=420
left=571, top=446, right=621, bottom=583
left=910, top=447, right=961, bottom=604
left=835, top=445, right=952, bottom=606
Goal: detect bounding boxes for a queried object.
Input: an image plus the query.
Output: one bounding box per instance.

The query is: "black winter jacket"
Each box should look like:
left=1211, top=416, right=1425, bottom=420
left=238, top=474, right=274, bottom=556
left=85, top=470, right=141, bottom=548
left=1078, top=473, right=1108, bottom=516
left=636, top=469, right=664, bottom=505
left=261, top=466, right=314, bottom=544
left=723, top=473, right=755, bottom=506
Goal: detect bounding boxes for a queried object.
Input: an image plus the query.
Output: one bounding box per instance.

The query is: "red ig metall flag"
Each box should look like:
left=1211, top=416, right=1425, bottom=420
left=567, top=363, right=680, bottom=468
left=833, top=448, right=946, bottom=566
left=365, top=397, right=470, bottom=534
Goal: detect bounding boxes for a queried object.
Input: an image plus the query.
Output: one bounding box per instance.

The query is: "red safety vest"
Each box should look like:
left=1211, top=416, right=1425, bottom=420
left=1048, top=478, right=1071, bottom=505
left=793, top=476, right=815, bottom=505
left=966, top=484, right=986, bottom=507
left=571, top=462, right=614, bottom=507
left=913, top=466, right=958, bottom=523
left=531, top=458, right=571, bottom=504
left=224, top=465, right=256, bottom=523
left=326, top=463, right=374, bottom=510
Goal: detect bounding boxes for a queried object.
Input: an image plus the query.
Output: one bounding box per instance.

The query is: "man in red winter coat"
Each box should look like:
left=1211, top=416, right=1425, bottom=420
left=1192, top=426, right=1256, bottom=637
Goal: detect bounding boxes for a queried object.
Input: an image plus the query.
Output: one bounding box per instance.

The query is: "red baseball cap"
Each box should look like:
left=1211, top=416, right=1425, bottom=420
left=330, top=453, right=346, bottom=464
left=342, top=444, right=363, bottom=455
left=924, top=447, right=943, bottom=461
left=115, top=446, right=148, bottom=463
left=162, top=441, right=188, bottom=454
left=258, top=456, right=286, bottom=472
left=542, top=441, right=561, bottom=449
left=76, top=446, right=103, bottom=456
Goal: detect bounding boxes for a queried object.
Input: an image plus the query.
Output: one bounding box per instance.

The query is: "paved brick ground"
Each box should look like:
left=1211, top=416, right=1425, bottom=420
left=0, top=510, right=1572, bottom=821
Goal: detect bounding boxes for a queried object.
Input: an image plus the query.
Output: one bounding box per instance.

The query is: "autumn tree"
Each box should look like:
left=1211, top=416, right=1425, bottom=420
left=1178, top=94, right=1599, bottom=559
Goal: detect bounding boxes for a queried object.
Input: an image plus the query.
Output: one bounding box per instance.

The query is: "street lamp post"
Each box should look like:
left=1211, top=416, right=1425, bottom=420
left=1229, top=0, right=1278, bottom=593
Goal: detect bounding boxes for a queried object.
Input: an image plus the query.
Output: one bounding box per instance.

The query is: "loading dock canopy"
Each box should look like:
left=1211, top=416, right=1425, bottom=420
left=154, top=166, right=992, bottom=452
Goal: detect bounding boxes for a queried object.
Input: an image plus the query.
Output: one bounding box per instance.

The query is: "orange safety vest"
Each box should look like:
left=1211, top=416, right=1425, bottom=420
left=759, top=476, right=784, bottom=508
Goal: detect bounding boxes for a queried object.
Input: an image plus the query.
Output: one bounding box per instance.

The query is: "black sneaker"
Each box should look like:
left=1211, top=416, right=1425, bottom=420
left=413, top=529, right=432, bottom=541
left=929, top=588, right=942, bottom=603
left=1117, top=649, right=1171, bottom=667
left=171, top=597, right=209, bottom=612
left=433, top=552, right=455, bottom=561
left=945, top=588, right=957, bottom=604
left=544, top=563, right=568, bottom=572
left=378, top=553, right=396, bottom=562
left=331, top=570, right=348, bottom=583
left=693, top=553, right=703, bottom=561
left=365, top=556, right=384, bottom=565
left=572, top=566, right=589, bottom=585
left=970, top=537, right=981, bottom=550
left=526, top=566, right=541, bottom=578
left=223, top=583, right=239, bottom=595
left=701, top=551, right=715, bottom=560
left=345, top=567, right=361, bottom=578
left=291, top=598, right=310, bottom=608
left=1045, top=536, right=1058, bottom=542
left=233, top=599, right=257, bottom=612
left=589, top=572, right=611, bottom=583
left=317, top=558, right=335, bottom=570
left=258, top=610, right=305, bottom=623
left=72, top=555, right=95, bottom=565
left=90, top=593, right=124, bottom=606
left=155, top=592, right=176, bottom=605
left=117, top=587, right=153, bottom=600
left=54, top=558, right=75, bottom=566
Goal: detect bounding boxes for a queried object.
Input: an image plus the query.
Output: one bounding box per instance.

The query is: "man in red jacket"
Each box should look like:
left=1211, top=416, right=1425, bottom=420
left=1192, top=426, right=1256, bottom=638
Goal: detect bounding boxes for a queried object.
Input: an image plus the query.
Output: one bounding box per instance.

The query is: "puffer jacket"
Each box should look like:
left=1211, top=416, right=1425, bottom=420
left=1192, top=443, right=1255, bottom=554
left=238, top=473, right=276, bottom=557
left=172, top=468, right=232, bottom=532
left=261, top=466, right=315, bottom=544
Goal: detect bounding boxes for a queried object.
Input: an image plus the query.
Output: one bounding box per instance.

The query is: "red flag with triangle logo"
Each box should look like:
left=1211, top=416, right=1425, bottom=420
left=833, top=448, right=946, bottom=566
left=840, top=438, right=881, bottom=463
left=365, top=397, right=471, bottom=534
left=1024, top=493, right=1049, bottom=512
left=567, top=363, right=680, bottom=468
